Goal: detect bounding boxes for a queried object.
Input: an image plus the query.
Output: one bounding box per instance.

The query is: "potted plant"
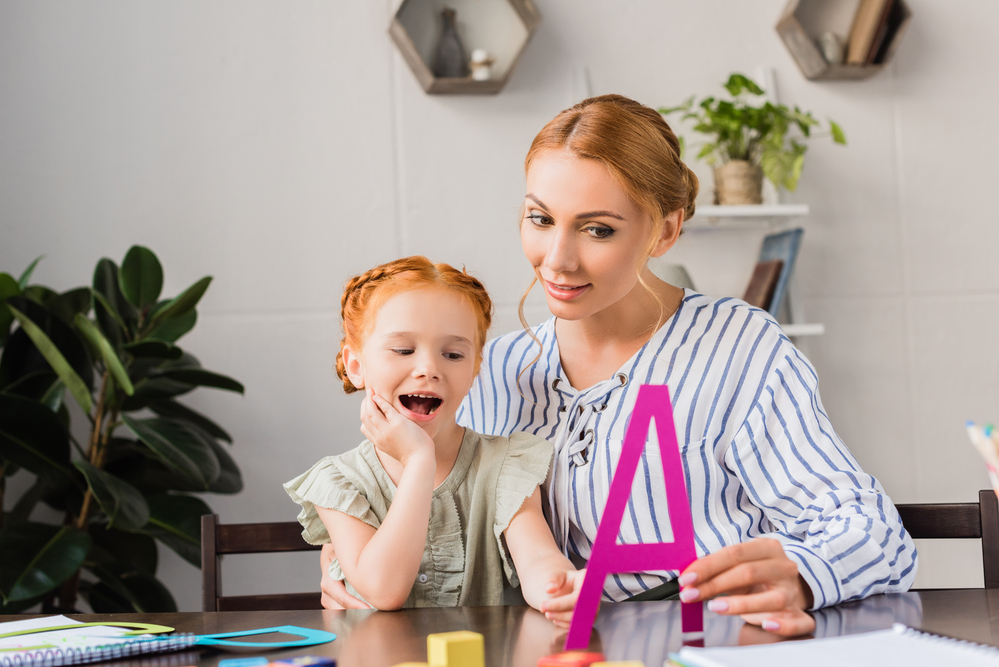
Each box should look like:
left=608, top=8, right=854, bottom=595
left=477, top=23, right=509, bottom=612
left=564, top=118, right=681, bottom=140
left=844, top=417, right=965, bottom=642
left=660, top=73, right=846, bottom=205
left=0, top=246, right=243, bottom=613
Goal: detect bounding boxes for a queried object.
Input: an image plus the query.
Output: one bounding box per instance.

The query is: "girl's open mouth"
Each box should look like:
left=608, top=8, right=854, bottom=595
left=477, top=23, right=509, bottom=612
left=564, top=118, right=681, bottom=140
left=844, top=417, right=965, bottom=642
left=399, top=393, right=442, bottom=416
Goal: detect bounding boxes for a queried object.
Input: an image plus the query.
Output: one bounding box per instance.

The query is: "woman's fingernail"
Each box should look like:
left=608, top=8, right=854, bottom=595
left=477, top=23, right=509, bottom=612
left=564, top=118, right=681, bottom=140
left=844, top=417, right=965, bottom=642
left=678, top=587, right=700, bottom=603
left=678, top=572, right=697, bottom=587
left=706, top=599, right=728, bottom=613
left=762, top=619, right=780, bottom=632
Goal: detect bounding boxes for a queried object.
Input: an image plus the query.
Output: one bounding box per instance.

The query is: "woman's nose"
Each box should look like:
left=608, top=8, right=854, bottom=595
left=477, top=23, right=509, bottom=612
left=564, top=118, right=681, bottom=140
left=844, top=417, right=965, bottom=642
left=544, top=228, right=579, bottom=275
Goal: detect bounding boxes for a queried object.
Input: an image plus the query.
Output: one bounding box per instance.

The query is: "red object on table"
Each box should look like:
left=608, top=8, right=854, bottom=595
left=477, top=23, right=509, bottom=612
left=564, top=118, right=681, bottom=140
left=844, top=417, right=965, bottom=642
left=537, top=651, right=605, bottom=667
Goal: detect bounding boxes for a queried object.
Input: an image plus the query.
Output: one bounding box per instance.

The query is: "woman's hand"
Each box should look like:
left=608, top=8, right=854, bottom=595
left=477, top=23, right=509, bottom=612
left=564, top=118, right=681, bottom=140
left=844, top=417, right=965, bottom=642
left=677, top=538, right=816, bottom=637
left=319, top=543, right=370, bottom=610
left=360, top=389, right=434, bottom=465
left=539, top=568, right=587, bottom=628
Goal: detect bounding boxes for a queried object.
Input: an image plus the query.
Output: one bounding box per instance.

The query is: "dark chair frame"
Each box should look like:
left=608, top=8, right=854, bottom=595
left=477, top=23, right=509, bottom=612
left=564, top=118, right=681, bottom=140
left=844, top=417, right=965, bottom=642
left=201, top=514, right=324, bottom=612
left=895, top=489, right=999, bottom=589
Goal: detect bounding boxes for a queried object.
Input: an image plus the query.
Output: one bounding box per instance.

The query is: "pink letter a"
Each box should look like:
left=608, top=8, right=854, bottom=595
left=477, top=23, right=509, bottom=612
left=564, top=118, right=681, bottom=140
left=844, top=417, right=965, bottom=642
left=564, top=384, right=702, bottom=650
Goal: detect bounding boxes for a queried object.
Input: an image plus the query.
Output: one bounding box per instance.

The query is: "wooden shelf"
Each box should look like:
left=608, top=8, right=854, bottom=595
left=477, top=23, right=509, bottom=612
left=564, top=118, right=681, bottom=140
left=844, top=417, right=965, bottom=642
left=776, top=0, right=912, bottom=81
left=686, top=204, right=810, bottom=230
left=389, top=0, right=540, bottom=95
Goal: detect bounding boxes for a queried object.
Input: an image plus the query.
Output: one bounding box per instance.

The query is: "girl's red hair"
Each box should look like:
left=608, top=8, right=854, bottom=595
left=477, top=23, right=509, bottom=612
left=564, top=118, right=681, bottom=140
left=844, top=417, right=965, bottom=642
left=335, top=256, right=493, bottom=394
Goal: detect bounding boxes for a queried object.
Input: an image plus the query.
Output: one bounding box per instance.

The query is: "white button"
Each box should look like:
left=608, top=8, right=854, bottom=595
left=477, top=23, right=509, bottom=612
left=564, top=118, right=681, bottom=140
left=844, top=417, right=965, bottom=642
left=419, top=574, right=428, bottom=583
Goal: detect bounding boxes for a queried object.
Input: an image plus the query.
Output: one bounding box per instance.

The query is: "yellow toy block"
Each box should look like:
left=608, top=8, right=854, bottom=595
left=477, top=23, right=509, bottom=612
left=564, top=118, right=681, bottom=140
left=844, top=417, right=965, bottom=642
left=427, top=631, right=484, bottom=667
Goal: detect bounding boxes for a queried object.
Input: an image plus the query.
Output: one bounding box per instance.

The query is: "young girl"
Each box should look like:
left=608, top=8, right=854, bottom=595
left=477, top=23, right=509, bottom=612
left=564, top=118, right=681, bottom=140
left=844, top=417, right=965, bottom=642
left=284, top=256, right=584, bottom=616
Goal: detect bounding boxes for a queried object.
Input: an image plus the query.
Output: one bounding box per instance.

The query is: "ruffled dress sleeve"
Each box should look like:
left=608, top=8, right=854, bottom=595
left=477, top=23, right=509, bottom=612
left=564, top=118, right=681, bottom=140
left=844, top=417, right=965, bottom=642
left=492, top=432, right=554, bottom=586
left=283, top=456, right=380, bottom=546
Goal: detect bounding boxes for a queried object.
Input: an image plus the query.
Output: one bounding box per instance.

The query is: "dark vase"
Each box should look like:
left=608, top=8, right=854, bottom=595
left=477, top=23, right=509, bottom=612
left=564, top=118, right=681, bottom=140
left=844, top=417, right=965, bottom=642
left=433, top=8, right=468, bottom=78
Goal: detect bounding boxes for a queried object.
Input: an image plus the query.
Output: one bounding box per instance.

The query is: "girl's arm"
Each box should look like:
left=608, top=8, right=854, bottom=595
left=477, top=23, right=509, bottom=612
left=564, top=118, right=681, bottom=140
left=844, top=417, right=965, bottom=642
left=504, top=488, right=585, bottom=625
left=315, top=392, right=436, bottom=610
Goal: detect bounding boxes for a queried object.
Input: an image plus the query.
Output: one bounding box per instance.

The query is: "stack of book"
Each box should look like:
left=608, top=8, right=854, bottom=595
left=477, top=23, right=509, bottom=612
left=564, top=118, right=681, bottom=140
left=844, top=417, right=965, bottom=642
left=846, top=0, right=908, bottom=66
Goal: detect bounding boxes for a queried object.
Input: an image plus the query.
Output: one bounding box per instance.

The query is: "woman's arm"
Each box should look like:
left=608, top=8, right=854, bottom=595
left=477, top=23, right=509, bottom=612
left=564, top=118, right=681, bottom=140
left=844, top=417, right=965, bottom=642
left=504, top=488, right=585, bottom=626
left=679, top=348, right=916, bottom=636
left=316, top=392, right=437, bottom=610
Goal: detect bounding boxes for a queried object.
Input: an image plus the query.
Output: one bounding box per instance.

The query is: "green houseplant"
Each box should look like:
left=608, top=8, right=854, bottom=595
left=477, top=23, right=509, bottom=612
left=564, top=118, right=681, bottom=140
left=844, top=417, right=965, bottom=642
left=660, top=73, right=846, bottom=204
left=0, top=246, right=243, bottom=613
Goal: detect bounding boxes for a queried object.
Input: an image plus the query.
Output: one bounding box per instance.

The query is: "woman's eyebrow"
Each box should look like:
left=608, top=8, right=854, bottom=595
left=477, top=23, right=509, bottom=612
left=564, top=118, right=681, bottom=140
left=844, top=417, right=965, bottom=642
left=525, top=195, right=624, bottom=221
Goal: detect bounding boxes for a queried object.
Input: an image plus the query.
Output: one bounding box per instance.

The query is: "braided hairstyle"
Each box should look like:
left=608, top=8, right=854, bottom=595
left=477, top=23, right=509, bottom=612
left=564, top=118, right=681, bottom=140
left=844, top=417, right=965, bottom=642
left=335, top=256, right=493, bottom=394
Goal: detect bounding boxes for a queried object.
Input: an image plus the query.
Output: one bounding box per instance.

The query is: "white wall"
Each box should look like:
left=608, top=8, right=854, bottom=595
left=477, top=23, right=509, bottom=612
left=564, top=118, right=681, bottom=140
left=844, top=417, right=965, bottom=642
left=2, top=0, right=997, bottom=610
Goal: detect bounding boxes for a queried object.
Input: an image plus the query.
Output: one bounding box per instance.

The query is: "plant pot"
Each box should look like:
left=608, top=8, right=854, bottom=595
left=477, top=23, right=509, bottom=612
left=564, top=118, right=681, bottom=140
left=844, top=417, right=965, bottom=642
left=714, top=160, right=763, bottom=205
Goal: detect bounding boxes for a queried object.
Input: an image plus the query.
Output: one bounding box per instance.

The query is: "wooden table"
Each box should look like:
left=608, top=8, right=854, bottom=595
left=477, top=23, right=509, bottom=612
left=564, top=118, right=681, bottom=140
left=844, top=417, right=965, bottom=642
left=5, top=590, right=999, bottom=667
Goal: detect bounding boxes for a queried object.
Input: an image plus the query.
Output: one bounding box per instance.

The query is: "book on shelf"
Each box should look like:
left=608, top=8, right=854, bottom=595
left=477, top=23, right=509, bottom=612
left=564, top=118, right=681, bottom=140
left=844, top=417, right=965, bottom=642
left=742, top=259, right=783, bottom=312
left=872, top=0, right=908, bottom=63
left=757, top=228, right=803, bottom=319
left=847, top=0, right=891, bottom=65
left=865, top=0, right=897, bottom=63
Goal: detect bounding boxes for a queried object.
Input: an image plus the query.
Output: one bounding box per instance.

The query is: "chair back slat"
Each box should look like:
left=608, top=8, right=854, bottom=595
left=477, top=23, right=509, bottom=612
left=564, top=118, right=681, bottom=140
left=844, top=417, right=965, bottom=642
left=896, top=503, right=981, bottom=539
left=201, top=514, right=324, bottom=612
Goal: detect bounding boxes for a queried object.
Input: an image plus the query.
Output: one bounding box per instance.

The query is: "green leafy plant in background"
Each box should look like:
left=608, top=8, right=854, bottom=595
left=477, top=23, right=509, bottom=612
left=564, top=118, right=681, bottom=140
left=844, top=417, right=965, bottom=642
left=660, top=73, right=847, bottom=191
left=0, top=246, right=243, bottom=613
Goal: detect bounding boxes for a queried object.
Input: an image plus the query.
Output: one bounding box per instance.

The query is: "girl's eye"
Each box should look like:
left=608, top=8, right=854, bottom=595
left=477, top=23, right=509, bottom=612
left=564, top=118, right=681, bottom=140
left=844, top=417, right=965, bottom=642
left=526, top=212, right=553, bottom=227
left=585, top=225, right=614, bottom=239
left=391, top=348, right=414, bottom=355
left=444, top=352, right=465, bottom=361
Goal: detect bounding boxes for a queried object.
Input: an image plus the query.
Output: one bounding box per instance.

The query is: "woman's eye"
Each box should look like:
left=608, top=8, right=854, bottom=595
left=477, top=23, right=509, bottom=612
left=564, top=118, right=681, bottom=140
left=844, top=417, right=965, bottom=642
left=526, top=212, right=552, bottom=227
left=585, top=225, right=614, bottom=239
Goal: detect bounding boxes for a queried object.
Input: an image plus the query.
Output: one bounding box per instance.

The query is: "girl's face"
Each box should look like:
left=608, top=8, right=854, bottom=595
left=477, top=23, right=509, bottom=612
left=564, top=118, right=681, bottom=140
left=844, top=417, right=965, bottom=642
left=521, top=149, right=678, bottom=322
left=343, top=287, right=478, bottom=442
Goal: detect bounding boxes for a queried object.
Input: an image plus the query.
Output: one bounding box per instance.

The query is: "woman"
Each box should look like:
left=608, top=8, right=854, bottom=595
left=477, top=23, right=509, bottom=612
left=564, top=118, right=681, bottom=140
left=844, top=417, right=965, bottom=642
left=320, top=95, right=917, bottom=637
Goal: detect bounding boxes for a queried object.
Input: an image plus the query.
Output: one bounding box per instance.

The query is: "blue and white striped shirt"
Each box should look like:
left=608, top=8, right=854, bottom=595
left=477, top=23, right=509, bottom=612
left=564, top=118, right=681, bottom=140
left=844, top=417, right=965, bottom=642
left=456, top=291, right=917, bottom=608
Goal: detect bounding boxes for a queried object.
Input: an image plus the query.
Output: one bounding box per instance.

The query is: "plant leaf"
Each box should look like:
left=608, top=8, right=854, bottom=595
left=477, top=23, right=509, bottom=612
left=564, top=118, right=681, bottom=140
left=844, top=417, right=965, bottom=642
left=74, top=460, right=150, bottom=531
left=148, top=276, right=212, bottom=328
left=83, top=563, right=177, bottom=613
left=150, top=368, right=244, bottom=394
left=145, top=309, right=196, bottom=343
left=0, top=393, right=73, bottom=479
left=123, top=340, right=182, bottom=359
left=119, top=246, right=164, bottom=309
left=8, top=478, right=48, bottom=526
left=0, top=272, right=20, bottom=347
left=87, top=526, right=158, bottom=575
left=17, top=256, right=43, bottom=291
left=122, top=415, right=220, bottom=488
left=6, top=302, right=93, bottom=413
left=830, top=120, right=847, bottom=145
left=74, top=314, right=134, bottom=396
left=149, top=398, right=232, bottom=442
left=0, top=523, right=91, bottom=602
left=139, top=494, right=212, bottom=567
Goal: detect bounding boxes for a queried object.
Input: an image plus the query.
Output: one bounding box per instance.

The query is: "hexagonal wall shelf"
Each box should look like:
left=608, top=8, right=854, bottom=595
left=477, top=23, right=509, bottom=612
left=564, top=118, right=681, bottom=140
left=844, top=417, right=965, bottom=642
left=776, top=0, right=911, bottom=81
left=389, top=0, right=540, bottom=94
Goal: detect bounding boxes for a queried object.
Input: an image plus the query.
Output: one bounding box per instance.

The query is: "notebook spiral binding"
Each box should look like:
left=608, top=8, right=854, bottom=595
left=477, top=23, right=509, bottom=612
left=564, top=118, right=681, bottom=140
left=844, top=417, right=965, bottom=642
left=894, top=623, right=999, bottom=657
left=0, top=633, right=197, bottom=667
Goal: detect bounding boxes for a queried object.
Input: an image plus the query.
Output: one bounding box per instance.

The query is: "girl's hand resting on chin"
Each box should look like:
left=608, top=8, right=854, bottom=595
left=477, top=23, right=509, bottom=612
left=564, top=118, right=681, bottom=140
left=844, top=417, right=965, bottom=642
left=360, top=389, right=435, bottom=465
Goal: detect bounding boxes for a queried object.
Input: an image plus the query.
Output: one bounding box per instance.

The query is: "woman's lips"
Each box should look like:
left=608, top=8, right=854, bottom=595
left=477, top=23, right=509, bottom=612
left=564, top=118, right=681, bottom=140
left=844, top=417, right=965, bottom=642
left=544, top=280, right=590, bottom=301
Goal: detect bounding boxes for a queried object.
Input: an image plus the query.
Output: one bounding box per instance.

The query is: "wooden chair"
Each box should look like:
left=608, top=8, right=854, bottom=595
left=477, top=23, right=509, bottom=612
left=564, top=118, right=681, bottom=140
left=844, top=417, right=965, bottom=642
left=895, top=489, right=999, bottom=589
left=201, top=514, right=324, bottom=612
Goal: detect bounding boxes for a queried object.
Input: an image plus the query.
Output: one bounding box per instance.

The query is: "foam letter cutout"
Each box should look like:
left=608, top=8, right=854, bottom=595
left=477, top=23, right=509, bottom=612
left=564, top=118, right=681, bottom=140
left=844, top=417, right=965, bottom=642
left=563, top=384, right=702, bottom=650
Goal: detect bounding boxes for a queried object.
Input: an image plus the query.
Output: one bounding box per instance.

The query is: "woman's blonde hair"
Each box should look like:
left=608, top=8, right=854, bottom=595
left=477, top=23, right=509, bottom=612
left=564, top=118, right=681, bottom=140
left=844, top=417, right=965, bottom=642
left=518, top=95, right=700, bottom=360
left=335, top=256, right=493, bottom=394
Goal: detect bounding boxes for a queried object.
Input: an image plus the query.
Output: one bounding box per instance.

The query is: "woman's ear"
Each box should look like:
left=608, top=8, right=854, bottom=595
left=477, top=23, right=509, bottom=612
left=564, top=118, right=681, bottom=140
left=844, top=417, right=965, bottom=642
left=342, top=346, right=365, bottom=390
left=650, top=208, right=684, bottom=258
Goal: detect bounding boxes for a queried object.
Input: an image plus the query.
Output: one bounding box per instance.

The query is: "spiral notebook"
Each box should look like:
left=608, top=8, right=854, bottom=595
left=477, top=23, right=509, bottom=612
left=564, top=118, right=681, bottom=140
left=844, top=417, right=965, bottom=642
left=0, top=615, right=196, bottom=667
left=670, top=624, right=999, bottom=667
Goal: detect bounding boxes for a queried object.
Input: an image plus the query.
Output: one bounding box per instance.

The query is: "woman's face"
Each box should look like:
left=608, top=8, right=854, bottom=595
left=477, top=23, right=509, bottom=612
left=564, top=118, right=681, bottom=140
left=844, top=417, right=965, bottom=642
left=521, top=149, right=675, bottom=322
